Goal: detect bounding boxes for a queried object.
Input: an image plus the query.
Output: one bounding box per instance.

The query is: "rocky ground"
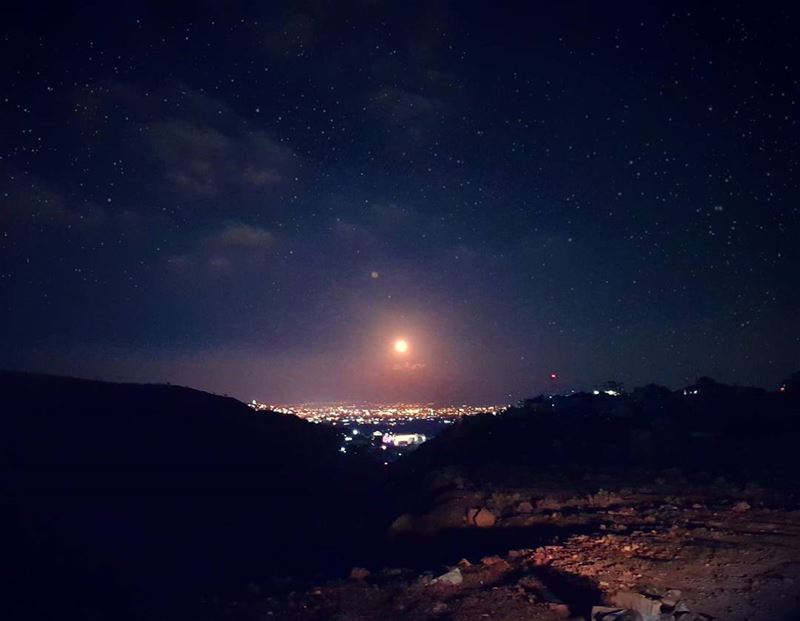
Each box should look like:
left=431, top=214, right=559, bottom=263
left=191, top=471, right=800, bottom=621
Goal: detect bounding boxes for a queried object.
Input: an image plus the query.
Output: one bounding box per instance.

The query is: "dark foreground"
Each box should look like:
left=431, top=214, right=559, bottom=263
left=199, top=470, right=800, bottom=621
left=4, top=371, right=800, bottom=620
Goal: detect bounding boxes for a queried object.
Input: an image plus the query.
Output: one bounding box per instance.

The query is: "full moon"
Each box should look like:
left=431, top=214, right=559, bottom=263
left=394, top=339, right=409, bottom=353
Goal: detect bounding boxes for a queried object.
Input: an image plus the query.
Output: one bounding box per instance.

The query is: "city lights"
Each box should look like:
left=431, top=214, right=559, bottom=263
left=249, top=401, right=508, bottom=425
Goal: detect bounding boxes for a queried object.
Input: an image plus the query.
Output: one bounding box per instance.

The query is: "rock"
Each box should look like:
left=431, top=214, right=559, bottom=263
left=611, top=591, right=662, bottom=620
left=481, top=555, right=511, bottom=571
left=389, top=513, right=414, bottom=533
left=731, top=501, right=751, bottom=513
left=457, top=557, right=472, bottom=568
left=467, top=507, right=497, bottom=527
left=431, top=602, right=448, bottom=614
left=549, top=602, right=571, bottom=618
left=507, top=548, right=533, bottom=559
left=660, top=589, right=681, bottom=608
left=591, top=606, right=642, bottom=621
left=431, top=567, right=463, bottom=586
left=349, top=567, right=370, bottom=581
left=612, top=612, right=644, bottom=621
left=518, top=501, right=534, bottom=513
left=532, top=550, right=550, bottom=566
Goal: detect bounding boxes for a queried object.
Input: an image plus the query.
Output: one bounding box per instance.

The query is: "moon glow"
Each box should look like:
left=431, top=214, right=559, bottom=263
left=394, top=339, right=409, bottom=353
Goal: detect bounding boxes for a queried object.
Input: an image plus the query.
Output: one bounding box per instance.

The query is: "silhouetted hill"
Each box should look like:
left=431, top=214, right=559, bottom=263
left=2, top=371, right=369, bottom=620
left=398, top=382, right=800, bottom=481
left=3, top=371, right=336, bottom=473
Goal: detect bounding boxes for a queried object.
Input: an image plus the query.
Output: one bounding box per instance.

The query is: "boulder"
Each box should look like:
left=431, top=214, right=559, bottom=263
left=468, top=507, right=497, bottom=528
left=431, top=567, right=463, bottom=586
left=660, top=589, right=681, bottom=608
left=610, top=592, right=662, bottom=621
left=591, top=606, right=642, bottom=621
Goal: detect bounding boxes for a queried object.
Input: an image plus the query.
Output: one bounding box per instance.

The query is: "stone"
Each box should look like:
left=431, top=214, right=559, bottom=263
left=591, top=606, right=642, bottom=621
left=457, top=557, right=472, bottom=568
left=417, top=573, right=433, bottom=586
left=611, top=591, right=662, bottom=621
left=481, top=555, right=504, bottom=566
left=431, top=567, right=463, bottom=586
left=349, top=567, right=370, bottom=581
left=731, top=501, right=751, bottom=513
left=532, top=550, right=550, bottom=566
left=518, top=501, right=534, bottom=513
left=389, top=513, right=414, bottom=533
left=548, top=602, right=571, bottom=618
left=467, top=507, right=497, bottom=527
left=660, top=589, right=681, bottom=608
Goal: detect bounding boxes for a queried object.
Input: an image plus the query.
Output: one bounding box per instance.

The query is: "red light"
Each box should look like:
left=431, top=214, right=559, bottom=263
left=550, top=373, right=558, bottom=380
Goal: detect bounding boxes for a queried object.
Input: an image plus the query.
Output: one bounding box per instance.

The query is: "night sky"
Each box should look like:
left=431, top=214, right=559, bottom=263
left=2, top=2, right=798, bottom=404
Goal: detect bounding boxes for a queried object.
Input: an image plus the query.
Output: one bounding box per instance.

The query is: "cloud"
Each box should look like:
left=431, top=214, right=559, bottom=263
left=148, top=120, right=294, bottom=198
left=167, top=222, right=277, bottom=274
left=211, top=223, right=276, bottom=250
left=69, top=81, right=297, bottom=201
left=391, top=360, right=427, bottom=373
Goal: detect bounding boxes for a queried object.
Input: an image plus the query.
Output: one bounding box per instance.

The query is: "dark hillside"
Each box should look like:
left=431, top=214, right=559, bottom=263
left=2, top=371, right=370, bottom=620
left=397, top=383, right=800, bottom=481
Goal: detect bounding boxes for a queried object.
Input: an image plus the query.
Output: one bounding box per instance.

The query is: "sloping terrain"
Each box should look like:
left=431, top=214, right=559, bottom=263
left=2, top=371, right=374, bottom=620
left=196, top=471, right=800, bottom=621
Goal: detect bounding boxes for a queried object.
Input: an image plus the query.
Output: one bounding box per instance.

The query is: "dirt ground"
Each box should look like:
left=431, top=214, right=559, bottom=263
left=194, top=473, right=800, bottom=621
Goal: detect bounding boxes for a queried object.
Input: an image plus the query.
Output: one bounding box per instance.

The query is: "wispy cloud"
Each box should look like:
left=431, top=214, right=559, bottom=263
left=148, top=120, right=294, bottom=198
left=167, top=222, right=277, bottom=274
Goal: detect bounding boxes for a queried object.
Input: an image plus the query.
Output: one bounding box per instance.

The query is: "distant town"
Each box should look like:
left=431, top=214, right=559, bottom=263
left=248, top=401, right=509, bottom=461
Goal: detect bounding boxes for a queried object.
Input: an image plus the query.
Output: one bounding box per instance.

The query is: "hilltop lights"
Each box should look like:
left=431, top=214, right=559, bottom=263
left=593, top=389, right=620, bottom=396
